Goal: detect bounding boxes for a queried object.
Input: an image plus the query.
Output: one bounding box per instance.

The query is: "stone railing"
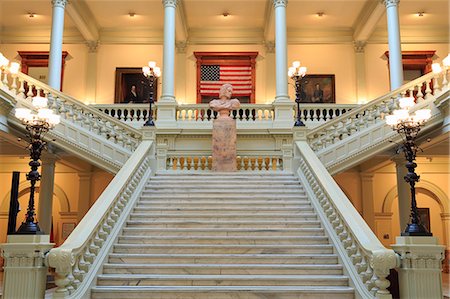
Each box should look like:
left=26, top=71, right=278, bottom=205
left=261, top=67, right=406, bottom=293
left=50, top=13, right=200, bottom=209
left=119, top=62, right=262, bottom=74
left=165, top=153, right=283, bottom=171
left=295, top=139, right=398, bottom=298
left=307, top=70, right=449, bottom=174
left=46, top=140, right=154, bottom=299
left=93, top=102, right=357, bottom=128
left=0, top=71, right=143, bottom=172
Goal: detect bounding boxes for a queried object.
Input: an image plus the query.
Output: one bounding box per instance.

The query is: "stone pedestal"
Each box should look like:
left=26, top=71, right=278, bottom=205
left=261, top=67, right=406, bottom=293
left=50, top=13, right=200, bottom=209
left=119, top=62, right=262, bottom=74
left=392, top=236, right=445, bottom=299
left=0, top=235, right=54, bottom=299
left=212, top=117, right=237, bottom=171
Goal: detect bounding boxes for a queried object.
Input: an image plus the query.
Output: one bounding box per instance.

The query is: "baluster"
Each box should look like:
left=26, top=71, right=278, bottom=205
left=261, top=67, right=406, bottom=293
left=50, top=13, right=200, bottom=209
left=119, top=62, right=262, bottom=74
left=207, top=156, right=212, bottom=170
left=424, top=78, right=433, bottom=99
left=276, top=158, right=282, bottom=170
left=177, top=157, right=183, bottom=170
left=236, top=156, right=242, bottom=170
left=433, top=73, right=441, bottom=95
left=35, top=86, right=42, bottom=97
left=268, top=157, right=273, bottom=170
left=193, top=157, right=199, bottom=170
left=442, top=69, right=449, bottom=89
left=187, top=109, right=193, bottom=121
left=1, top=69, right=8, bottom=88
left=416, top=82, right=424, bottom=102
left=26, top=82, right=34, bottom=100
left=186, top=157, right=192, bottom=170
left=10, top=73, right=18, bottom=94
left=17, top=77, right=26, bottom=99
left=242, top=156, right=248, bottom=170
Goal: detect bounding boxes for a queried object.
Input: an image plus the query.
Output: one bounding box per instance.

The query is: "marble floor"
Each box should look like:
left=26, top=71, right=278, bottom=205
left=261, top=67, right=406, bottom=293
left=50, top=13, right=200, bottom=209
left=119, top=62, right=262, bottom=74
left=0, top=271, right=449, bottom=298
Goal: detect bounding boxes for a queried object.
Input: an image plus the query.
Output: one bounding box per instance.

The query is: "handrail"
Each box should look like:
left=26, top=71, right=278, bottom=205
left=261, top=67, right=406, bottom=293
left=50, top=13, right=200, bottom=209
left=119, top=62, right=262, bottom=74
left=3, top=71, right=142, bottom=149
left=295, top=140, right=398, bottom=298
left=46, top=140, right=154, bottom=298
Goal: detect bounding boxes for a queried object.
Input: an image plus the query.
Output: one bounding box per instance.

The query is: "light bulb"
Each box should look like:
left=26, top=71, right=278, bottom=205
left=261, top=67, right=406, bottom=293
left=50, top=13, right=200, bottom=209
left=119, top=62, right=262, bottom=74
left=37, top=108, right=53, bottom=119
left=398, top=97, right=415, bottom=109
left=32, top=96, right=48, bottom=109
left=15, top=108, right=31, bottom=120
left=142, top=66, right=150, bottom=75
left=9, top=62, right=20, bottom=74
left=385, top=114, right=398, bottom=126
left=48, top=114, right=61, bottom=125
left=148, top=61, right=156, bottom=69
left=154, top=67, right=161, bottom=77
left=414, top=109, right=431, bottom=122
left=393, top=109, right=409, bottom=121
left=0, top=53, right=9, bottom=67
left=432, top=63, right=442, bottom=74
left=299, top=67, right=307, bottom=76
left=443, top=54, right=450, bottom=68
left=292, top=61, right=300, bottom=69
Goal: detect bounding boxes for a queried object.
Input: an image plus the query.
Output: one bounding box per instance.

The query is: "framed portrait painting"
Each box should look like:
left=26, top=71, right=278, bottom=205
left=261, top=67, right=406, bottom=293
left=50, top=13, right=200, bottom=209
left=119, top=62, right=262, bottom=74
left=114, top=68, right=158, bottom=104
left=302, top=74, right=336, bottom=103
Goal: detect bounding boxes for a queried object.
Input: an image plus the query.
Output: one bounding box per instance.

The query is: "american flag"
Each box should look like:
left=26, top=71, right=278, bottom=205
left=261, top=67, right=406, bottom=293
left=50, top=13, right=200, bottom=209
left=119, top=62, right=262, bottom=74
left=200, top=65, right=252, bottom=96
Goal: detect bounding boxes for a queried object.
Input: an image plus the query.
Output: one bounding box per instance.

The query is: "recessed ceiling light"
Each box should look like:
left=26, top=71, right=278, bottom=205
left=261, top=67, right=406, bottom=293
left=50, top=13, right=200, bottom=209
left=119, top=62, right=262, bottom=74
left=316, top=12, right=324, bottom=18
left=416, top=11, right=425, bottom=17
left=28, top=12, right=36, bottom=18
left=222, top=12, right=230, bottom=18
left=128, top=12, right=136, bottom=17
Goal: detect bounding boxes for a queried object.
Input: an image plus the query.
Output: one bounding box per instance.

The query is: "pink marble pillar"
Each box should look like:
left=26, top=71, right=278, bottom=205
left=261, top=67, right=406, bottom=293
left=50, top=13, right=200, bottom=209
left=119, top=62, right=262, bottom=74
left=212, top=114, right=237, bottom=171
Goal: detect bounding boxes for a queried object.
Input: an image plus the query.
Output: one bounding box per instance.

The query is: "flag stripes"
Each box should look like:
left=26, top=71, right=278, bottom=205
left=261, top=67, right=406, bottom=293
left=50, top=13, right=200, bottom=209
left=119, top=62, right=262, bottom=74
left=200, top=65, right=253, bottom=96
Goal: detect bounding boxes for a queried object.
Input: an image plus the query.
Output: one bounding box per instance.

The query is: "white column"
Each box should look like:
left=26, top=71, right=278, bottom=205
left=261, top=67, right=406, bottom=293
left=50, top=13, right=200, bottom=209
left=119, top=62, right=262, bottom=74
left=393, top=156, right=411, bottom=232
left=48, top=0, right=68, bottom=90
left=161, top=0, right=177, bottom=102
left=38, top=155, right=57, bottom=235
left=392, top=237, right=445, bottom=299
left=354, top=41, right=367, bottom=104
left=360, top=173, right=375, bottom=230
left=273, top=0, right=289, bottom=102
left=381, top=0, right=404, bottom=90
left=85, top=41, right=99, bottom=103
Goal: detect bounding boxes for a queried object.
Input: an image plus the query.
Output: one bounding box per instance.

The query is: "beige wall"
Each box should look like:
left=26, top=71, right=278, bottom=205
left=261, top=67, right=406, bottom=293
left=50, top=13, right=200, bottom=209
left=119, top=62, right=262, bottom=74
left=0, top=157, right=112, bottom=246
left=334, top=156, right=450, bottom=249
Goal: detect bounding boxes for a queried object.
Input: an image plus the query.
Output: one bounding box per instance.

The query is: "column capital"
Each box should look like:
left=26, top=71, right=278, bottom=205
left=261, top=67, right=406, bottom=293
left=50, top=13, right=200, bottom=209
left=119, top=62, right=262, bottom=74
left=265, top=41, right=275, bottom=53
left=86, top=41, right=99, bottom=53
left=176, top=41, right=187, bottom=54
left=360, top=172, right=374, bottom=180
left=353, top=41, right=366, bottom=53
left=162, top=0, right=178, bottom=8
left=273, top=0, right=288, bottom=8
left=51, top=0, right=68, bottom=9
left=391, top=155, right=406, bottom=165
left=381, top=0, right=400, bottom=8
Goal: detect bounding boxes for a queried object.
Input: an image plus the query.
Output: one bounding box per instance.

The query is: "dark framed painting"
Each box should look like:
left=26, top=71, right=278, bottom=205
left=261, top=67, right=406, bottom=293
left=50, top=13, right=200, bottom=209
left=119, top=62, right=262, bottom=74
left=302, top=74, right=336, bottom=103
left=417, top=207, right=431, bottom=233
left=114, top=68, right=158, bottom=103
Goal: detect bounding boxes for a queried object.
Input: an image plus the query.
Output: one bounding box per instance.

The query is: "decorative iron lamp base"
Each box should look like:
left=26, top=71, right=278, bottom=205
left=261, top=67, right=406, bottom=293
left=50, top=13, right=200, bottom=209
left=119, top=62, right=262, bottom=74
left=402, top=223, right=433, bottom=237
left=16, top=221, right=45, bottom=235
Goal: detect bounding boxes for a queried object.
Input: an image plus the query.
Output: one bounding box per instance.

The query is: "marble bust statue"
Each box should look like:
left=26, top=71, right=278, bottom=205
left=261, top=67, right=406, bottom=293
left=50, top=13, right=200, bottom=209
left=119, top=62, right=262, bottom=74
left=209, top=83, right=240, bottom=118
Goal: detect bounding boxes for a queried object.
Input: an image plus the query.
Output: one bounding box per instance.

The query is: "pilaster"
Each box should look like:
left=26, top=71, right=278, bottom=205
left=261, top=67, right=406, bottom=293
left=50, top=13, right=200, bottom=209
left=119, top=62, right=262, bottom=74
left=0, top=235, right=54, bottom=299
left=360, top=172, right=375, bottom=230
left=85, top=41, right=99, bottom=103
left=265, top=41, right=276, bottom=103
left=37, top=154, right=58, bottom=234
left=354, top=41, right=367, bottom=104
left=392, top=155, right=411, bottom=231
left=392, top=236, right=445, bottom=299
left=76, top=172, right=92, bottom=222
left=175, top=41, right=187, bottom=103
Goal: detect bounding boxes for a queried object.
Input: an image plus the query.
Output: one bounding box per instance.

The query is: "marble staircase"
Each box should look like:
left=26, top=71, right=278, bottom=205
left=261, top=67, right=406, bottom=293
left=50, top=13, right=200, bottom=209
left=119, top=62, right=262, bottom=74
left=91, top=173, right=354, bottom=299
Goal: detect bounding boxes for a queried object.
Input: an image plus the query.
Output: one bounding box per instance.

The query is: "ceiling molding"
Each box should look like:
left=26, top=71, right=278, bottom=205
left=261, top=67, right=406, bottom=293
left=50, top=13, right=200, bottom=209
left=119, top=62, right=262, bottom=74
left=66, top=0, right=99, bottom=42
left=188, top=27, right=264, bottom=45
left=0, top=26, right=85, bottom=44
left=369, top=25, right=450, bottom=44
left=175, top=0, right=189, bottom=43
left=288, top=28, right=354, bottom=44
left=263, top=0, right=274, bottom=41
left=353, top=0, right=385, bottom=42
left=99, top=27, right=164, bottom=44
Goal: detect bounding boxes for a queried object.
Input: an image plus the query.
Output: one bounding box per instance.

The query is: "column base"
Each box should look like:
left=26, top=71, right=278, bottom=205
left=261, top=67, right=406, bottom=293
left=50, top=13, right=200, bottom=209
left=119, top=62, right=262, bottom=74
left=392, top=236, right=445, bottom=299
left=273, top=99, right=294, bottom=128
left=155, top=99, right=178, bottom=128
left=1, top=235, right=54, bottom=299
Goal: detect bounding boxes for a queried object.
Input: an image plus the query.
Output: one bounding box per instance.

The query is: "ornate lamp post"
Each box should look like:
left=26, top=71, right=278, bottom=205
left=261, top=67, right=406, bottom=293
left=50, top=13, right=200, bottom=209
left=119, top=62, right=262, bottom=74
left=142, top=61, right=161, bottom=126
left=14, top=96, right=60, bottom=234
left=288, top=61, right=307, bottom=126
left=385, top=96, right=432, bottom=236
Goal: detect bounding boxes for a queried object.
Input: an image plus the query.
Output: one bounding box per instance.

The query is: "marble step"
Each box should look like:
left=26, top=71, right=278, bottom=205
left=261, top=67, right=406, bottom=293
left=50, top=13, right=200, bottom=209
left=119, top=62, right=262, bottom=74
left=146, top=181, right=302, bottom=186
left=135, top=202, right=311, bottom=208
left=121, top=227, right=325, bottom=237
left=108, top=253, right=339, bottom=265
left=132, top=207, right=314, bottom=214
left=138, top=195, right=308, bottom=201
left=117, top=235, right=329, bottom=245
left=142, top=189, right=306, bottom=194
left=96, top=274, right=349, bottom=287
left=113, top=244, right=334, bottom=254
left=91, top=286, right=354, bottom=299
left=102, top=263, right=344, bottom=275
left=144, top=185, right=303, bottom=190
left=153, top=173, right=295, bottom=178
left=128, top=213, right=318, bottom=221
left=126, top=220, right=322, bottom=228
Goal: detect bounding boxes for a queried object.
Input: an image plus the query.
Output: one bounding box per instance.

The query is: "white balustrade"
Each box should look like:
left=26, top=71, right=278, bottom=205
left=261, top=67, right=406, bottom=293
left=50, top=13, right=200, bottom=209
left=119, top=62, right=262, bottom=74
left=166, top=153, right=283, bottom=171
left=46, top=141, right=154, bottom=298
left=295, top=140, right=398, bottom=299
left=0, top=71, right=142, bottom=172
